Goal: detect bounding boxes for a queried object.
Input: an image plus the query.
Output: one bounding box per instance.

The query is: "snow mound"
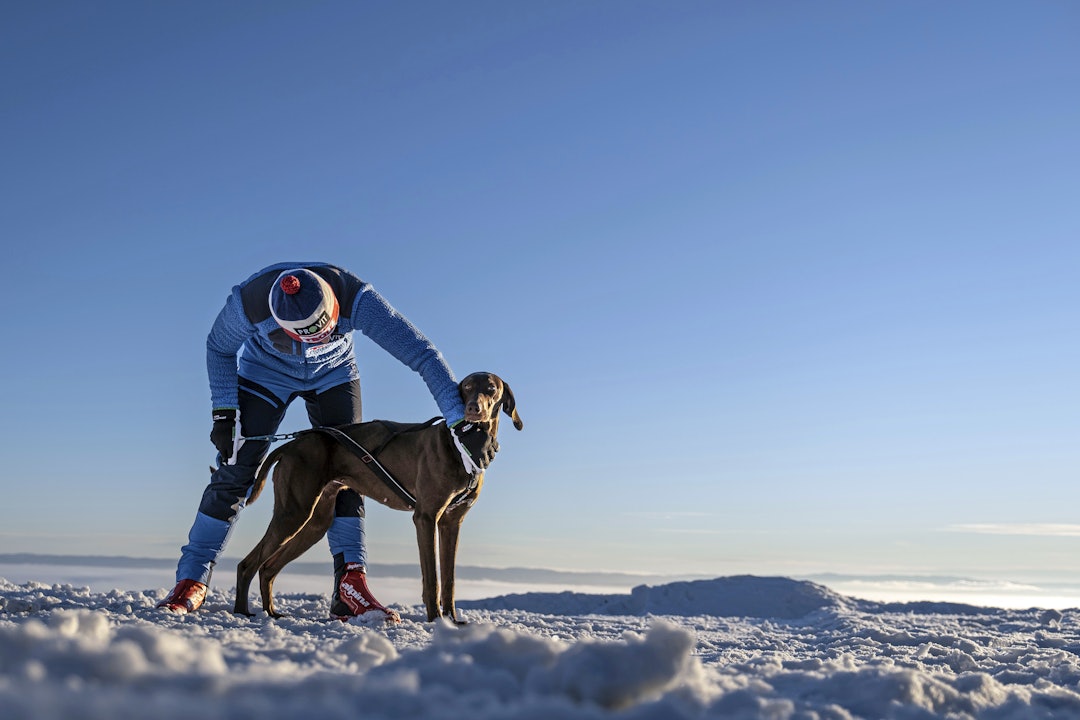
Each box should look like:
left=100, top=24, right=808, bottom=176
left=462, top=575, right=850, bottom=619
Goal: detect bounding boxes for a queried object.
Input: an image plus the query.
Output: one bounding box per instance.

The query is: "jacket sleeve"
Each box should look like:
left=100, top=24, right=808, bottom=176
left=206, top=289, right=254, bottom=410
left=352, top=284, right=466, bottom=424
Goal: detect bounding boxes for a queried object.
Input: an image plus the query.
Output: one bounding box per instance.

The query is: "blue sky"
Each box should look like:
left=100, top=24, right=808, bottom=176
left=2, top=1, right=1078, bottom=586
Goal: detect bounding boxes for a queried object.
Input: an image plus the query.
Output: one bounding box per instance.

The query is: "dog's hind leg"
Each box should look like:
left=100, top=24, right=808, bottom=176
left=258, top=486, right=338, bottom=617
left=234, top=460, right=325, bottom=616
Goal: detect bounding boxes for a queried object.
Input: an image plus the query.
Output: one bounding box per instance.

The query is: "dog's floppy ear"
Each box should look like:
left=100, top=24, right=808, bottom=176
left=500, top=380, right=524, bottom=430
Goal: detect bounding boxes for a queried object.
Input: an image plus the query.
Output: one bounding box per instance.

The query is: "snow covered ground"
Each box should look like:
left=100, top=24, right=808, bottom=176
left=2, top=572, right=1079, bottom=719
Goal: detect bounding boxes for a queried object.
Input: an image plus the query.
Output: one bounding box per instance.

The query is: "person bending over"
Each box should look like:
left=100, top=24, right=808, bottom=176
left=158, top=262, right=495, bottom=620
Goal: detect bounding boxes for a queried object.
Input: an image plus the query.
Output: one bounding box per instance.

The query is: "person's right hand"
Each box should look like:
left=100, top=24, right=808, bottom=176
left=210, top=408, right=237, bottom=461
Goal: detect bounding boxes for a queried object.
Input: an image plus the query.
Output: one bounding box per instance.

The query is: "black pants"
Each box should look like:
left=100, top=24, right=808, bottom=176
left=197, top=377, right=364, bottom=522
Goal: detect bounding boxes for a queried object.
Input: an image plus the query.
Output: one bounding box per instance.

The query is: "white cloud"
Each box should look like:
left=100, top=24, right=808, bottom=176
left=621, top=512, right=716, bottom=519
left=946, top=523, right=1080, bottom=537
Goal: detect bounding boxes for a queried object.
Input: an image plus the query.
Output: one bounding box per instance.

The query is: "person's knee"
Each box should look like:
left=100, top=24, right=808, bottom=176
left=199, top=464, right=259, bottom=519
left=334, top=488, right=365, bottom=518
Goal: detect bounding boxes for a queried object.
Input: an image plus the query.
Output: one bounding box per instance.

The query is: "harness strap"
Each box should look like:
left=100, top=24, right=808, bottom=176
left=368, top=417, right=443, bottom=456
left=315, top=426, right=418, bottom=509
left=447, top=474, right=480, bottom=510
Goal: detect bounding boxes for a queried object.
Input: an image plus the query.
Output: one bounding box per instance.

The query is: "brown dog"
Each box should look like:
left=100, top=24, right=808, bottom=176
left=234, top=372, right=523, bottom=622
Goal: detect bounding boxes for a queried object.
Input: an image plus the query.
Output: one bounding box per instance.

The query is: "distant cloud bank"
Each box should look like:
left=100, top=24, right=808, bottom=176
left=946, top=523, right=1080, bottom=537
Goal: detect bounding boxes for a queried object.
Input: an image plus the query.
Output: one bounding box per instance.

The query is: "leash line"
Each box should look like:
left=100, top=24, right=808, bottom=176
left=241, top=431, right=304, bottom=442
left=241, top=417, right=442, bottom=445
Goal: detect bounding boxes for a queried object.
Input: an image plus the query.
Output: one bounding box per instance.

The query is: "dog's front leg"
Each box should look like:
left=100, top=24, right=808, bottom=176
left=413, top=509, right=441, bottom=622
left=436, top=510, right=467, bottom=624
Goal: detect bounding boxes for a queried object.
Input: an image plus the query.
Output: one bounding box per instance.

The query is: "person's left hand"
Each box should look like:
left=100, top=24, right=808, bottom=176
left=450, top=420, right=498, bottom=474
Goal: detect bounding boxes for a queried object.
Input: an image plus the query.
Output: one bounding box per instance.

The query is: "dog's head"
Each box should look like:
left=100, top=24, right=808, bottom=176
left=459, top=372, right=524, bottom=431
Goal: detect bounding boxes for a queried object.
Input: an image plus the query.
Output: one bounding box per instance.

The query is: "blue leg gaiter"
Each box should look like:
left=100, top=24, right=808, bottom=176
left=176, top=512, right=236, bottom=584
left=327, top=515, right=367, bottom=568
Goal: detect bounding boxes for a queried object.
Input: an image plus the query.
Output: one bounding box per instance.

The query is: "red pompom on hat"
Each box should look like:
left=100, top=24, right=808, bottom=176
left=280, top=274, right=302, bottom=295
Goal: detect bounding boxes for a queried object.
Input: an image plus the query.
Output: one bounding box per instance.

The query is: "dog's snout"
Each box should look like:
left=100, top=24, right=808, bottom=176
left=464, top=399, right=486, bottom=420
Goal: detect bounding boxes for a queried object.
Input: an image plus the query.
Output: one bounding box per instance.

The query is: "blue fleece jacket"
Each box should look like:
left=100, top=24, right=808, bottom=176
left=206, top=262, right=464, bottom=424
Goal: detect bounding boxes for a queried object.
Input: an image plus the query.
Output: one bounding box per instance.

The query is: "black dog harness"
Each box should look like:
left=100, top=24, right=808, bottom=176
left=246, top=418, right=478, bottom=510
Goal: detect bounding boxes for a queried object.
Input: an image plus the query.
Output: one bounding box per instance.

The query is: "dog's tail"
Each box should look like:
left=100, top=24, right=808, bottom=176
left=248, top=444, right=287, bottom=505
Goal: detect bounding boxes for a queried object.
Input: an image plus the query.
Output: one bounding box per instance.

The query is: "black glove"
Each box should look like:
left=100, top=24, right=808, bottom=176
left=450, top=420, right=498, bottom=474
left=210, top=408, right=237, bottom=461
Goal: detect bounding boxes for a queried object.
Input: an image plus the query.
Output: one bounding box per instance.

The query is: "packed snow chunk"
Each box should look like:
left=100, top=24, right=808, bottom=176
left=338, top=629, right=398, bottom=671
left=384, top=620, right=564, bottom=703
left=768, top=664, right=1056, bottom=718
left=0, top=609, right=225, bottom=683
left=527, top=620, right=701, bottom=710
left=46, top=609, right=111, bottom=642
left=429, top=617, right=564, bottom=684
left=112, top=624, right=227, bottom=675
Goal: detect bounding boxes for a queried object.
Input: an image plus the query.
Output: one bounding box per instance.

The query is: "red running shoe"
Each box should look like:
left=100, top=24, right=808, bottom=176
left=157, top=580, right=207, bottom=613
left=331, top=564, right=400, bottom=622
